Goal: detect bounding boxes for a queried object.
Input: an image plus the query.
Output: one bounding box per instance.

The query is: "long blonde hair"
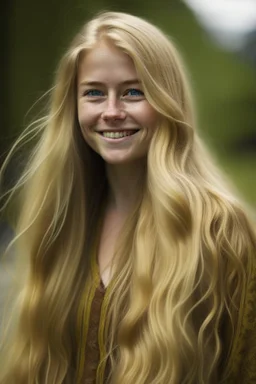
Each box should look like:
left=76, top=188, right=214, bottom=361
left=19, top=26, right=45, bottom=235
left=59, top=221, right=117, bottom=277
left=0, top=11, right=255, bottom=384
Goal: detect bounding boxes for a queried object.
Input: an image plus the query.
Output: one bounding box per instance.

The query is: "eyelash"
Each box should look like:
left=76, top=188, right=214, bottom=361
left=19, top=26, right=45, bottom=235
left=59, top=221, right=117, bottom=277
left=83, top=88, right=144, bottom=98
left=84, top=89, right=104, bottom=97
left=124, top=88, right=144, bottom=97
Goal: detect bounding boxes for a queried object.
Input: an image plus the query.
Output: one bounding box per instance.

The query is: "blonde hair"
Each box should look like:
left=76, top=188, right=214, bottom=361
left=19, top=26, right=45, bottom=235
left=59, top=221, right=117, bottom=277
left=0, top=11, right=255, bottom=384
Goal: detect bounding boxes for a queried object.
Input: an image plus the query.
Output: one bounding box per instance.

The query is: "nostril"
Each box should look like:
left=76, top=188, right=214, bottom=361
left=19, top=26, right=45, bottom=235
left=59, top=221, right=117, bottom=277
left=102, top=112, right=126, bottom=121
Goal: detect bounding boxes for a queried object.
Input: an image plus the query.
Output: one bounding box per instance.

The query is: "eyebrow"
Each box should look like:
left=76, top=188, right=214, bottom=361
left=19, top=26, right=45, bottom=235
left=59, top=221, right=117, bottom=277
left=79, top=79, right=141, bottom=87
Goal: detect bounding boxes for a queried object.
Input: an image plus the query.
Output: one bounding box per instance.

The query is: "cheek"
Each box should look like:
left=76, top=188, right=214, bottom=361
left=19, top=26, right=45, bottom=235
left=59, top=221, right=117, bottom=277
left=132, top=102, right=158, bottom=127
left=142, top=105, right=159, bottom=132
left=77, top=106, right=96, bottom=147
left=80, top=125, right=90, bottom=141
left=77, top=102, right=99, bottom=129
left=79, top=126, right=99, bottom=154
left=77, top=107, right=89, bottom=130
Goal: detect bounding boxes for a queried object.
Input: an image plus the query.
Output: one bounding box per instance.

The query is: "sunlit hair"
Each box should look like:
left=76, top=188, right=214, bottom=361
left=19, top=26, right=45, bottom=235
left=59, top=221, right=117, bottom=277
left=1, top=11, right=256, bottom=384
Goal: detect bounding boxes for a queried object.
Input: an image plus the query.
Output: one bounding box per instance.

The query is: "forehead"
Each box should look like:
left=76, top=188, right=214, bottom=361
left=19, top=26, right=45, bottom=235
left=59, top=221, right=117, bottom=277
left=77, top=41, right=138, bottom=84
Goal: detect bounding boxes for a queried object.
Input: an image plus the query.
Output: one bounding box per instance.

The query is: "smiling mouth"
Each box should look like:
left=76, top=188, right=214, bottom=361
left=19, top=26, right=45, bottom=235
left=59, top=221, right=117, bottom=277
left=98, top=130, right=139, bottom=139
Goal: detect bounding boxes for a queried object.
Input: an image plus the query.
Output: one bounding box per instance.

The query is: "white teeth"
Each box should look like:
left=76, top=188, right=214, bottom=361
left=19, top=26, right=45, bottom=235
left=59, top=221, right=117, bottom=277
left=102, top=131, right=137, bottom=139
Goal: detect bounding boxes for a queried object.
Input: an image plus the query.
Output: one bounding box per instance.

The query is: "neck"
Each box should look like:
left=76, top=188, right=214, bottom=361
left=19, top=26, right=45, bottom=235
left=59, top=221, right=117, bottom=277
left=105, top=160, right=146, bottom=213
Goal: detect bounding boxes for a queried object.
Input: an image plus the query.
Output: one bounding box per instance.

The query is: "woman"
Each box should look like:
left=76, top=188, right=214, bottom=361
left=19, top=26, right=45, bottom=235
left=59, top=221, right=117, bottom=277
left=0, top=11, right=256, bottom=384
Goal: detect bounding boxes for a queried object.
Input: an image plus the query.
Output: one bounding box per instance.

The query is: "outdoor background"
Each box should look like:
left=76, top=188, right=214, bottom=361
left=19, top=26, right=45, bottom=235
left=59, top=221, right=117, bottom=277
left=1, top=0, right=256, bottom=205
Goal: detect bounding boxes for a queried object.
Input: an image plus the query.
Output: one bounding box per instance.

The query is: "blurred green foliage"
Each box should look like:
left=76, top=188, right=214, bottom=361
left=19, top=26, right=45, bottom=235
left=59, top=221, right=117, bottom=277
left=4, top=0, right=256, bottom=205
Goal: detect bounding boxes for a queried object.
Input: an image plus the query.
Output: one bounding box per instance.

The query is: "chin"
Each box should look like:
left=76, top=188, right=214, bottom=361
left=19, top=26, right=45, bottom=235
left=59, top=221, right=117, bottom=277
left=102, top=157, right=133, bottom=165
left=101, top=151, right=142, bottom=164
left=98, top=149, right=147, bottom=165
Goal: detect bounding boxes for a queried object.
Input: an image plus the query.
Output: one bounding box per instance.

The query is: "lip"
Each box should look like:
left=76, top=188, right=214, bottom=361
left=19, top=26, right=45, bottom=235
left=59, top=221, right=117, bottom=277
left=96, top=130, right=140, bottom=143
left=96, top=129, right=139, bottom=133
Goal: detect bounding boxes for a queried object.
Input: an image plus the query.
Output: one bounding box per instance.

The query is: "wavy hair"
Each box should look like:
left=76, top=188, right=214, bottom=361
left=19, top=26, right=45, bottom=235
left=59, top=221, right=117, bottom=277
left=1, top=11, right=256, bottom=384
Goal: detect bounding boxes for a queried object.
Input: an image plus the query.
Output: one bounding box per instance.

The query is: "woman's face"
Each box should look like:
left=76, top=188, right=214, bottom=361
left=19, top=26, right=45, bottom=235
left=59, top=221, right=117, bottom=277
left=77, top=40, right=158, bottom=164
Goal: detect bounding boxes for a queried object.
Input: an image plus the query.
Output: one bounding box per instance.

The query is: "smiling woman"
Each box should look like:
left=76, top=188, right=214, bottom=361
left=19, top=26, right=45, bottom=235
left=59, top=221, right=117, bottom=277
left=0, top=11, right=256, bottom=384
left=77, top=41, right=158, bottom=165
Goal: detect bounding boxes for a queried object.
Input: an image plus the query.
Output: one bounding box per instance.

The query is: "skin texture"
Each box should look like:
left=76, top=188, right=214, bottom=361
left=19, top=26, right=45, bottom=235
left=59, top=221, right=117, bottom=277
left=77, top=40, right=159, bottom=165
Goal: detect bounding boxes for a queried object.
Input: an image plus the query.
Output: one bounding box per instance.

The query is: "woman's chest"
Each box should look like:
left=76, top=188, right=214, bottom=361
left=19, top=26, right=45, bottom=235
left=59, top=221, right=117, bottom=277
left=97, top=208, right=125, bottom=287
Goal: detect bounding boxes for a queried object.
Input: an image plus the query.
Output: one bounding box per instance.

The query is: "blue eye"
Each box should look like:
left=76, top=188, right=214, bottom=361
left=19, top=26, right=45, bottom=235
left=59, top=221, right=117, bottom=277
left=84, top=89, right=104, bottom=97
left=125, top=88, right=144, bottom=97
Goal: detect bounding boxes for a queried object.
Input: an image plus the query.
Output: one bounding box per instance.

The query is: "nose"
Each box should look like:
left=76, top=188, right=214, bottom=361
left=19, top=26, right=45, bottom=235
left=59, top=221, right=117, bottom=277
left=101, top=100, right=126, bottom=121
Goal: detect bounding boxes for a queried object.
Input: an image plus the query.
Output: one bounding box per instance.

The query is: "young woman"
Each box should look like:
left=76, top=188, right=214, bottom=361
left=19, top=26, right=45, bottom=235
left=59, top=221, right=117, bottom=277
left=0, top=11, right=256, bottom=384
